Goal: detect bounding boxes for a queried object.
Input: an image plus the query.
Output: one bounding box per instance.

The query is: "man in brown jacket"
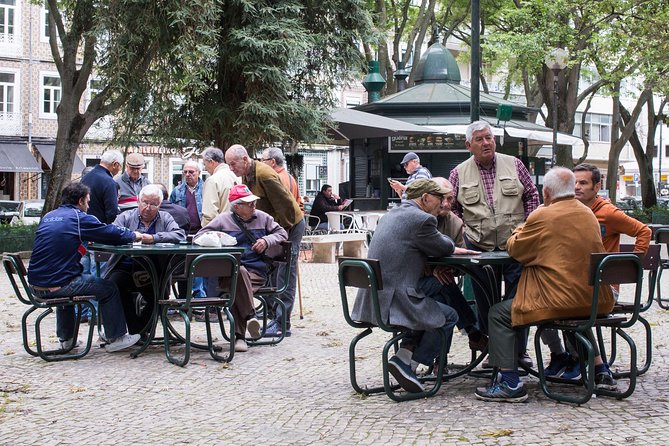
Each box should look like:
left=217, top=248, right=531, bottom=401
left=475, top=167, right=613, bottom=403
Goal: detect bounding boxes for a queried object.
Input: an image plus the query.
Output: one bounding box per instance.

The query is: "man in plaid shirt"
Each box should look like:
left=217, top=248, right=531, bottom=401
left=448, top=120, right=540, bottom=367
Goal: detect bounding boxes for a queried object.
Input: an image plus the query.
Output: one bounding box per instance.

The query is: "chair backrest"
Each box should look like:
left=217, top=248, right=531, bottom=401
left=654, top=226, right=669, bottom=244
left=187, top=252, right=240, bottom=301
left=337, top=257, right=383, bottom=290
left=619, top=244, right=660, bottom=271
left=588, top=252, right=643, bottom=286
left=2, top=253, right=35, bottom=306
left=304, top=214, right=321, bottom=232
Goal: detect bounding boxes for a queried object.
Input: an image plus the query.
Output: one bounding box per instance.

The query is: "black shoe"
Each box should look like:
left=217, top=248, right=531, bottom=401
left=595, top=367, right=617, bottom=391
left=387, top=356, right=424, bottom=393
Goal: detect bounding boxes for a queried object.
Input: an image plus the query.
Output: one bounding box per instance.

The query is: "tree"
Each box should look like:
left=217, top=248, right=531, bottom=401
left=43, top=0, right=220, bottom=213
left=121, top=0, right=375, bottom=150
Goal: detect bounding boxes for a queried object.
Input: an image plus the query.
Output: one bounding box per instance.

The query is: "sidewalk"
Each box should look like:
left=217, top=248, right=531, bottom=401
left=1, top=256, right=669, bottom=445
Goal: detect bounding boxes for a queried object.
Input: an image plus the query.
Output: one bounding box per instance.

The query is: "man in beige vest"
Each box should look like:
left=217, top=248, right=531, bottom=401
left=448, top=120, right=540, bottom=366
left=201, top=147, right=239, bottom=226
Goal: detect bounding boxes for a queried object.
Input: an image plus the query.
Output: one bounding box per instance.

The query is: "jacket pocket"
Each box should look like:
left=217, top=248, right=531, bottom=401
left=461, top=182, right=480, bottom=205
left=499, top=176, right=519, bottom=196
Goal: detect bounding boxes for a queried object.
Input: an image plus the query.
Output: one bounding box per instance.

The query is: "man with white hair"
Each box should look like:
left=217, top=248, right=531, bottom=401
left=474, top=167, right=613, bottom=403
left=195, top=184, right=288, bottom=352
left=201, top=147, right=239, bottom=226
left=104, top=184, right=186, bottom=334
left=170, top=160, right=204, bottom=234
left=116, top=152, right=151, bottom=210
left=81, top=149, right=124, bottom=224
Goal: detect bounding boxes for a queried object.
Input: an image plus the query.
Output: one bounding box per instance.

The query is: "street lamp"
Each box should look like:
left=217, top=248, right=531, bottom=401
left=545, top=48, right=569, bottom=167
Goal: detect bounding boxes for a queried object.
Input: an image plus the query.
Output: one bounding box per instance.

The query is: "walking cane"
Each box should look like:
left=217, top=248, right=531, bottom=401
left=297, top=259, right=304, bottom=319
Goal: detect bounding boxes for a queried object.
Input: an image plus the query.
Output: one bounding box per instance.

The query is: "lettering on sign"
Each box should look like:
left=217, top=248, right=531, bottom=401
left=389, top=133, right=467, bottom=153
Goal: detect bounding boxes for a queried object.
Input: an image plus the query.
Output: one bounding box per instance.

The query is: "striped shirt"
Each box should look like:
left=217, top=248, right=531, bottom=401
left=448, top=155, right=540, bottom=219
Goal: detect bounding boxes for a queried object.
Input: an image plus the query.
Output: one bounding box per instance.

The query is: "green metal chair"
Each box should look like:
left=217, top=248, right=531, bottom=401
left=159, top=252, right=239, bottom=367
left=654, top=227, right=669, bottom=309
left=248, top=240, right=293, bottom=346
left=597, top=243, right=660, bottom=377
left=2, top=253, right=96, bottom=362
left=338, top=257, right=449, bottom=402
left=533, top=252, right=643, bottom=405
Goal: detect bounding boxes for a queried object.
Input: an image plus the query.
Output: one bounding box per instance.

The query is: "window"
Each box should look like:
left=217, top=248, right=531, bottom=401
left=41, top=74, right=61, bottom=117
left=0, top=72, right=15, bottom=113
left=573, top=112, right=612, bottom=143
left=0, top=0, right=16, bottom=45
left=85, top=78, right=103, bottom=110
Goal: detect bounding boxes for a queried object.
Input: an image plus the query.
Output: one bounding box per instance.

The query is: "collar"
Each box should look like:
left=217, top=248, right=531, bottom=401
left=474, top=154, right=496, bottom=171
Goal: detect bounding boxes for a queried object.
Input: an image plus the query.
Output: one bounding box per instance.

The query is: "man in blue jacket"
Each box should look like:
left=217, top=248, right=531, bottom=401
left=27, top=182, right=143, bottom=353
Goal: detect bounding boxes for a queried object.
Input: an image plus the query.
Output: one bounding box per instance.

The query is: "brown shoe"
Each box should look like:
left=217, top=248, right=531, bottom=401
left=468, top=333, right=488, bottom=352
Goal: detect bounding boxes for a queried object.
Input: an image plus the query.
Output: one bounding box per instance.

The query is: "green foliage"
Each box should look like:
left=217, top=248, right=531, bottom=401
left=0, top=224, right=38, bottom=254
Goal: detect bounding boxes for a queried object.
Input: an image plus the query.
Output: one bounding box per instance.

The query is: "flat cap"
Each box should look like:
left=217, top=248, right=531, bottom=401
left=400, top=152, right=419, bottom=166
left=406, top=178, right=448, bottom=200
left=126, top=152, right=145, bottom=168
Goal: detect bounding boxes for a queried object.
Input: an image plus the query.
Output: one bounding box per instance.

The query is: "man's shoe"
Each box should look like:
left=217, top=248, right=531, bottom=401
left=562, top=362, right=583, bottom=380
left=544, top=352, right=572, bottom=378
left=475, top=381, right=528, bottom=403
left=518, top=351, right=533, bottom=368
left=234, top=339, right=248, bottom=352
left=247, top=318, right=261, bottom=338
left=468, top=333, right=488, bottom=352
left=59, top=338, right=81, bottom=350
left=105, top=333, right=141, bottom=353
left=194, top=309, right=219, bottom=323
left=262, top=320, right=291, bottom=337
left=595, top=369, right=618, bottom=391
left=387, top=355, right=424, bottom=393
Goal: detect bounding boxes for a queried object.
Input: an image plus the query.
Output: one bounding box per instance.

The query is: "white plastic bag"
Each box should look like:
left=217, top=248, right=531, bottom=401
left=193, top=231, right=238, bottom=248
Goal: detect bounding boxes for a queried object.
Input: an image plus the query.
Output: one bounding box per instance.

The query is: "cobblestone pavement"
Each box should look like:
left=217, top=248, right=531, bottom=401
left=1, top=240, right=669, bottom=445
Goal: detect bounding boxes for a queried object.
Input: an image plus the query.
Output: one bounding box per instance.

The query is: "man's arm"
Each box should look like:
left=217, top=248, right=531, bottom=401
left=608, top=207, right=652, bottom=253
left=514, top=158, right=540, bottom=217
left=262, top=176, right=301, bottom=230
left=150, top=212, right=187, bottom=244
left=448, top=168, right=463, bottom=218
left=80, top=212, right=137, bottom=245
left=200, top=180, right=220, bottom=227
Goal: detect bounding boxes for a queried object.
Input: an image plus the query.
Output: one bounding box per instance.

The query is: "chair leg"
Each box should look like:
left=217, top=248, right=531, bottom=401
left=208, top=307, right=234, bottom=362
left=347, top=328, right=390, bottom=395
left=32, top=303, right=95, bottom=362
left=597, top=328, right=637, bottom=399
left=657, top=264, right=669, bottom=309
left=162, top=305, right=191, bottom=367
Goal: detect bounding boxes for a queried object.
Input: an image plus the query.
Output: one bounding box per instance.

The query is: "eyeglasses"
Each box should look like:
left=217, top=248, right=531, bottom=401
left=240, top=201, right=256, bottom=207
left=139, top=201, right=159, bottom=210
left=260, top=158, right=272, bottom=162
left=183, top=170, right=198, bottom=174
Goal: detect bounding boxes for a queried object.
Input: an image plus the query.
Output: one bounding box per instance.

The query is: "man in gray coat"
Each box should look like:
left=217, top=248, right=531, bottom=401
left=351, top=179, right=478, bottom=393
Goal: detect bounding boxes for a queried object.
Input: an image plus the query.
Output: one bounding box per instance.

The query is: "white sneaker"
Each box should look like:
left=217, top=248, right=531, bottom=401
left=234, top=339, right=248, bottom=352
left=247, top=318, right=261, bottom=338
left=105, top=333, right=141, bottom=353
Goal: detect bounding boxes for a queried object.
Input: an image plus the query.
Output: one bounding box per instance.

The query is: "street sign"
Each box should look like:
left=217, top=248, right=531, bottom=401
left=633, top=173, right=639, bottom=182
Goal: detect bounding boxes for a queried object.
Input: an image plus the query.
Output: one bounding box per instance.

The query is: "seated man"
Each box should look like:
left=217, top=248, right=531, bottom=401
left=104, top=184, right=186, bottom=335
left=195, top=184, right=288, bottom=352
left=475, top=167, right=614, bottom=403
left=351, top=179, right=478, bottom=393
left=27, top=182, right=142, bottom=353
left=417, top=177, right=488, bottom=354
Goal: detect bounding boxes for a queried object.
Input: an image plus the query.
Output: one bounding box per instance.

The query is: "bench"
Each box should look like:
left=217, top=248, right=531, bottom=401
left=302, top=233, right=368, bottom=263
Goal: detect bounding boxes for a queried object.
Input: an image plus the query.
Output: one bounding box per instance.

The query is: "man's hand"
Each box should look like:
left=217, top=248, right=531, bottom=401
left=453, top=247, right=480, bottom=255
left=251, top=238, right=268, bottom=253
left=141, top=233, right=155, bottom=244
left=433, top=265, right=456, bottom=285
left=133, top=231, right=143, bottom=242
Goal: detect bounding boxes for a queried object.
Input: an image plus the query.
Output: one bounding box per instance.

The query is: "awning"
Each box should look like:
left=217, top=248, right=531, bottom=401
left=329, top=107, right=436, bottom=140
left=427, top=122, right=583, bottom=147
left=35, top=144, right=86, bottom=174
left=0, top=143, right=42, bottom=173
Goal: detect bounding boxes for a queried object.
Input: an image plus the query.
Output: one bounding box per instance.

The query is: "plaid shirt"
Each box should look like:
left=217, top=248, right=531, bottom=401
left=448, top=155, right=539, bottom=219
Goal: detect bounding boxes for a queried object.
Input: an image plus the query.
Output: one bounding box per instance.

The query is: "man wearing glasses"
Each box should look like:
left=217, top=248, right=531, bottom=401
left=201, top=147, right=239, bottom=226
left=169, top=160, right=204, bottom=235
left=104, top=184, right=186, bottom=335
left=116, top=152, right=151, bottom=210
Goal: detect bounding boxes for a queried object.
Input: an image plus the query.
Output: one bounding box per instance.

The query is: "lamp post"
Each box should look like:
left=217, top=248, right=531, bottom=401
left=544, top=48, right=569, bottom=167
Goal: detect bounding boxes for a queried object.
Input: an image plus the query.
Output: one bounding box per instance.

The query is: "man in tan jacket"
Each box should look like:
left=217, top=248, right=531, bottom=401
left=475, top=167, right=613, bottom=403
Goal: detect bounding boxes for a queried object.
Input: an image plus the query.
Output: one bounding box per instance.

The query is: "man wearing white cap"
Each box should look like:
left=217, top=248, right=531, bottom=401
left=195, top=184, right=288, bottom=352
left=116, top=152, right=151, bottom=209
left=389, top=151, right=432, bottom=198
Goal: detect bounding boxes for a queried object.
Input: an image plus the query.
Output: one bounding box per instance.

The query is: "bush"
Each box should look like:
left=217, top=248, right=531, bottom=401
left=0, top=223, right=38, bottom=253
left=628, top=205, right=669, bottom=224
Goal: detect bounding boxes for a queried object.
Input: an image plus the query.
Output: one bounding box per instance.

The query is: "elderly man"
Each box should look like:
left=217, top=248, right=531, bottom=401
left=225, top=144, right=303, bottom=337
left=261, top=147, right=304, bottom=212
left=389, top=151, right=432, bottom=198
left=27, top=182, right=142, bottom=353
left=475, top=167, right=614, bottom=403
left=351, top=179, right=477, bottom=393
left=81, top=150, right=123, bottom=224
left=116, top=152, right=151, bottom=209
left=170, top=160, right=204, bottom=234
left=104, top=184, right=186, bottom=334
left=201, top=147, right=239, bottom=226
left=417, top=177, right=488, bottom=354
left=540, top=163, right=651, bottom=379
left=448, top=120, right=540, bottom=366
left=195, top=184, right=287, bottom=352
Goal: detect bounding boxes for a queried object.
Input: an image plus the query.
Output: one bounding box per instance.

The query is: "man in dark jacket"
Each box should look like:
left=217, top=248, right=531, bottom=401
left=310, top=184, right=347, bottom=231
left=27, top=182, right=142, bottom=353
left=81, top=150, right=123, bottom=224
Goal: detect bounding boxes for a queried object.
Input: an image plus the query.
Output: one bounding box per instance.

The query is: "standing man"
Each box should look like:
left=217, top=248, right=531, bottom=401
left=195, top=184, right=288, bottom=352
left=351, top=179, right=477, bottom=393
left=389, top=151, right=432, bottom=198
left=201, top=147, right=239, bottom=227
left=169, top=160, right=204, bottom=235
left=81, top=150, right=123, bottom=224
left=261, top=147, right=304, bottom=212
left=475, top=167, right=614, bottom=402
left=27, top=182, right=142, bottom=353
left=116, top=152, right=151, bottom=210
left=448, top=120, right=540, bottom=366
left=225, top=144, right=303, bottom=337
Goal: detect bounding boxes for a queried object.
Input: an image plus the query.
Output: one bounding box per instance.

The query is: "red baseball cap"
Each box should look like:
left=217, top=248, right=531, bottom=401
left=229, top=184, right=260, bottom=203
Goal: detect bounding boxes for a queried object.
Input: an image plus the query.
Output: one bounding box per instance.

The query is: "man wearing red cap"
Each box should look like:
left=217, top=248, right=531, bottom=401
left=194, top=184, right=288, bottom=352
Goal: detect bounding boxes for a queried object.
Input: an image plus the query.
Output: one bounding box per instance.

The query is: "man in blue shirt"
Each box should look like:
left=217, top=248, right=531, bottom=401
left=169, top=160, right=203, bottom=234
left=27, top=182, right=142, bottom=353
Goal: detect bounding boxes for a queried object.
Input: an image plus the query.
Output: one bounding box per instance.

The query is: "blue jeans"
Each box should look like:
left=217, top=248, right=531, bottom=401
left=273, top=219, right=305, bottom=329
left=31, top=275, right=128, bottom=342
left=79, top=252, right=100, bottom=318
